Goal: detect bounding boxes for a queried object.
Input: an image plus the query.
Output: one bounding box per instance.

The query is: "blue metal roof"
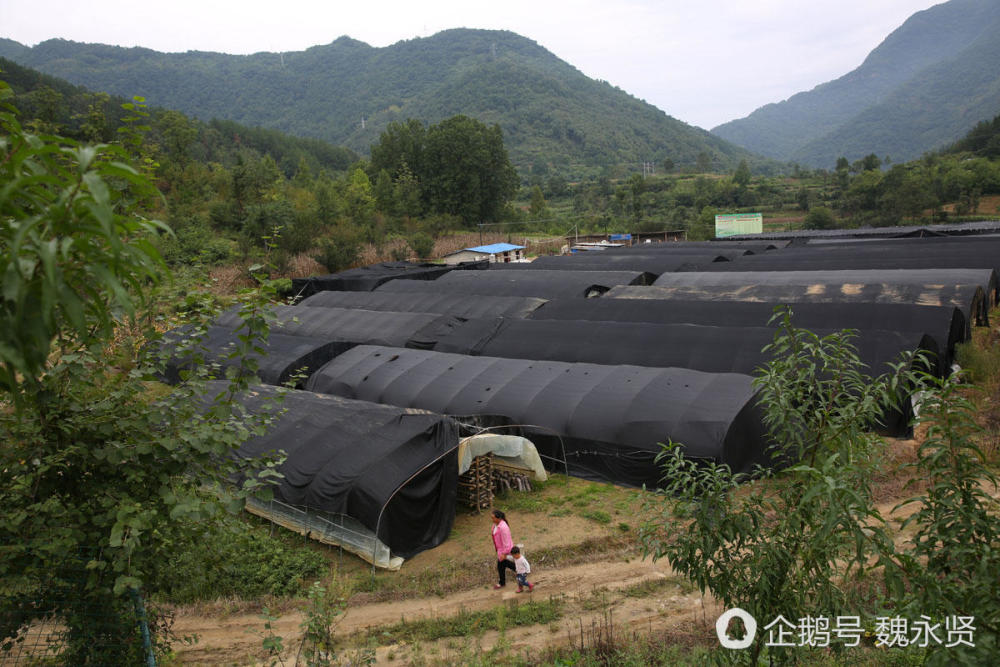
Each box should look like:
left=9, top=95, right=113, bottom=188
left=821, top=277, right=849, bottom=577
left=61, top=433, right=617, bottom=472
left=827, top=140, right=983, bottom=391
left=465, top=243, right=525, bottom=253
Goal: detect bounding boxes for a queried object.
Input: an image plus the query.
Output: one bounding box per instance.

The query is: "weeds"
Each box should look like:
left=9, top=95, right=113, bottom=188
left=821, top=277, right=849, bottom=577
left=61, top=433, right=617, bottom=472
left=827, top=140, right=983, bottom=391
left=157, top=515, right=328, bottom=603
left=363, top=599, right=563, bottom=647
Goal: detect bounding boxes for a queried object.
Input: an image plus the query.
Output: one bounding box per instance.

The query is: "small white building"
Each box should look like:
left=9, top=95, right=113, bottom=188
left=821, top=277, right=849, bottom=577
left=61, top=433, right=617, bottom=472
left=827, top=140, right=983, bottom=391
left=443, top=243, right=526, bottom=265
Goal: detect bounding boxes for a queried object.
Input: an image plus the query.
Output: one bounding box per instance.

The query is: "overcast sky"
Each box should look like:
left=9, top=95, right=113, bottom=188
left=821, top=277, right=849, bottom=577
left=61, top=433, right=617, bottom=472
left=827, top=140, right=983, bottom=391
left=1, top=0, right=945, bottom=129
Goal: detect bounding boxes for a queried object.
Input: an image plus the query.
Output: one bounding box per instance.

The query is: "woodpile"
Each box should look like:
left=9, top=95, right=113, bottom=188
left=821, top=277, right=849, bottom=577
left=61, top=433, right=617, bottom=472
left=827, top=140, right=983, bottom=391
left=492, top=466, right=533, bottom=494
left=457, top=453, right=493, bottom=512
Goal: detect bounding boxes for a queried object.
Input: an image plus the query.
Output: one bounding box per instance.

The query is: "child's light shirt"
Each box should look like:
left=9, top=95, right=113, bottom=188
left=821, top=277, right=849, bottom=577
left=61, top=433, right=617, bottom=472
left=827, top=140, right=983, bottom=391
left=513, top=554, right=530, bottom=575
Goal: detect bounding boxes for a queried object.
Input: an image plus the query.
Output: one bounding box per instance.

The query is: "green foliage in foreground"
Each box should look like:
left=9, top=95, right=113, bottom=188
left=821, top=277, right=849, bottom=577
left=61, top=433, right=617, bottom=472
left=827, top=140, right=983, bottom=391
left=639, top=307, right=1000, bottom=665
left=0, top=77, right=286, bottom=663
left=640, top=309, right=914, bottom=663
left=0, top=81, right=166, bottom=396
left=894, top=379, right=1000, bottom=664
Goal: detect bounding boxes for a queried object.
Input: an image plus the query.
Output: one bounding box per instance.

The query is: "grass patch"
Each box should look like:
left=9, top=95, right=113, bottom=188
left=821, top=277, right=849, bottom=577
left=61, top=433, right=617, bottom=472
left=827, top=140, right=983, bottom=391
left=580, top=510, right=612, bottom=524
left=529, top=534, right=637, bottom=568
left=156, top=514, right=328, bottom=603
left=621, top=576, right=694, bottom=599
left=955, top=338, right=1000, bottom=385
left=495, top=492, right=546, bottom=513
left=364, top=598, right=563, bottom=646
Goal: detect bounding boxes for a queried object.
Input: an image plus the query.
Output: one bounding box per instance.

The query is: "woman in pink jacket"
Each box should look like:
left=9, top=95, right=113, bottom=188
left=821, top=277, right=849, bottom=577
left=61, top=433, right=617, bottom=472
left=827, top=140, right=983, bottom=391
left=491, top=509, right=516, bottom=589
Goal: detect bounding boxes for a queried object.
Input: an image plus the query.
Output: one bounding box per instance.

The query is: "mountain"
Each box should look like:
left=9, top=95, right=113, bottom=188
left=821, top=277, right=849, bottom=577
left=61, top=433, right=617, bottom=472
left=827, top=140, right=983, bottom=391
left=0, top=29, right=761, bottom=178
left=711, top=0, right=1000, bottom=168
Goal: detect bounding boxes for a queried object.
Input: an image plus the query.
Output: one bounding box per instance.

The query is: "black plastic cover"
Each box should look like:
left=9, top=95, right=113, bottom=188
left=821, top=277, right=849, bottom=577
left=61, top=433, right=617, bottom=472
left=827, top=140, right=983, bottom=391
left=210, top=381, right=460, bottom=558
left=306, top=345, right=769, bottom=486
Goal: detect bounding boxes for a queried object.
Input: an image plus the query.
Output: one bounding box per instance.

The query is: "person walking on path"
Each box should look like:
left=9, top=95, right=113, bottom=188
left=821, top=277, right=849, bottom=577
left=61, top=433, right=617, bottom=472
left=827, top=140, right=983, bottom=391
left=491, top=509, right=516, bottom=589
left=510, top=546, right=533, bottom=593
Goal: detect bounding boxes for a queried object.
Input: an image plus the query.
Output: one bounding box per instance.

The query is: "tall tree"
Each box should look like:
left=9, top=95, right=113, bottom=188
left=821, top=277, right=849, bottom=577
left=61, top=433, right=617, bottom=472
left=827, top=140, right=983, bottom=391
left=369, top=118, right=426, bottom=181
left=420, top=115, right=519, bottom=225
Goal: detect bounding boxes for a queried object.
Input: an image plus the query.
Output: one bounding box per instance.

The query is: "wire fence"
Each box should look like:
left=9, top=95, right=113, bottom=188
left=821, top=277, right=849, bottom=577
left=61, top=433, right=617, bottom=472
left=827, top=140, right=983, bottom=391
left=0, top=549, right=155, bottom=666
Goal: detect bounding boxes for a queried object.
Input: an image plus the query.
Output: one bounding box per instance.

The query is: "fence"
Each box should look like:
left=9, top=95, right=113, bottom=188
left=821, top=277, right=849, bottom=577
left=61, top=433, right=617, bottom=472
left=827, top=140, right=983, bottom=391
left=0, top=549, right=155, bottom=666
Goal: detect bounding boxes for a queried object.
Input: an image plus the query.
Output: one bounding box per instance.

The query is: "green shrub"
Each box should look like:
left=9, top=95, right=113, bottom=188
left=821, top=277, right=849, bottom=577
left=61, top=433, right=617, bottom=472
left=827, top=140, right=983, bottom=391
left=158, top=518, right=328, bottom=602
left=313, top=226, right=362, bottom=273
left=160, top=221, right=233, bottom=266
left=407, top=231, right=435, bottom=259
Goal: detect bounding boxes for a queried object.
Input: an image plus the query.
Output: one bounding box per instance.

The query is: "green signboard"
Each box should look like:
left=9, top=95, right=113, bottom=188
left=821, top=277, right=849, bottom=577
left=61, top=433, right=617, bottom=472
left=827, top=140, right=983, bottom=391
left=715, top=213, right=763, bottom=238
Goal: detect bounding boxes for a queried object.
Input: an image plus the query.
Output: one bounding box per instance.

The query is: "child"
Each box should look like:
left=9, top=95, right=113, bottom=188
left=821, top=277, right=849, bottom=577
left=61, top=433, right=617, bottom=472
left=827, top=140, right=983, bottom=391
left=509, top=546, right=533, bottom=593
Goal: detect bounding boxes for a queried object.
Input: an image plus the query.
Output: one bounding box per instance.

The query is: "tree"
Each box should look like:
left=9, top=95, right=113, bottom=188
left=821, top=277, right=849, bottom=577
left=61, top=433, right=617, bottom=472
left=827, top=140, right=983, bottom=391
left=796, top=185, right=810, bottom=211
left=368, top=116, right=518, bottom=226
left=343, top=166, right=376, bottom=231
left=859, top=153, right=882, bottom=172
left=895, top=374, right=1000, bottom=663
left=696, top=151, right=712, bottom=173
left=0, top=79, right=281, bottom=662
left=529, top=185, right=548, bottom=219
left=0, top=86, right=165, bottom=396
left=314, top=225, right=362, bottom=272
left=639, top=309, right=918, bottom=663
left=369, top=118, right=426, bottom=181
left=156, top=109, right=198, bottom=163
left=835, top=156, right=850, bottom=193
left=421, top=115, right=519, bottom=225
left=803, top=205, right=836, bottom=229
left=733, top=159, right=751, bottom=188
left=406, top=231, right=435, bottom=259
left=686, top=205, right=717, bottom=241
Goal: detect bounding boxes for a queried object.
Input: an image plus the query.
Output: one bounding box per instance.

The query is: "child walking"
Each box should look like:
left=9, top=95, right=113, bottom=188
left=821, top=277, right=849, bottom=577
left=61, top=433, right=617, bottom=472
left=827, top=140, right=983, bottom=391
left=510, top=546, right=533, bottom=593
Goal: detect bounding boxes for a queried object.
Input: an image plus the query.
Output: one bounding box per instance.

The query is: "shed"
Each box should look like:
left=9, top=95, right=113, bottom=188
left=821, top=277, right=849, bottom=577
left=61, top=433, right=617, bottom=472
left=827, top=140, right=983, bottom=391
left=444, top=243, right=526, bottom=265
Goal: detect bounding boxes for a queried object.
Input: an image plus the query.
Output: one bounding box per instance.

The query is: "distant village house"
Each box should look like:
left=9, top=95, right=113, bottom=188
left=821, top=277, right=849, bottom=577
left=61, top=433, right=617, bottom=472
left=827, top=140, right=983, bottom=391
left=444, top=243, right=526, bottom=265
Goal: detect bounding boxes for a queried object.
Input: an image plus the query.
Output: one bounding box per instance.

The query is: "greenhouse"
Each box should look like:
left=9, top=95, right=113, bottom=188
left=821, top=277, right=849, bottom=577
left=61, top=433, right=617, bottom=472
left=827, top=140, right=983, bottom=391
left=305, top=345, right=769, bottom=487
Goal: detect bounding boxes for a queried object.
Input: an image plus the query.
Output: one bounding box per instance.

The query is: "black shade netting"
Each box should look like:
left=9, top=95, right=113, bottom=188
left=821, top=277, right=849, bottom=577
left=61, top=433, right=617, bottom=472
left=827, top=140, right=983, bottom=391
left=529, top=298, right=967, bottom=368
left=156, top=325, right=350, bottom=387
left=297, top=290, right=547, bottom=319
left=305, top=345, right=769, bottom=486
left=291, top=260, right=486, bottom=297
left=375, top=269, right=652, bottom=299
left=206, top=381, right=460, bottom=558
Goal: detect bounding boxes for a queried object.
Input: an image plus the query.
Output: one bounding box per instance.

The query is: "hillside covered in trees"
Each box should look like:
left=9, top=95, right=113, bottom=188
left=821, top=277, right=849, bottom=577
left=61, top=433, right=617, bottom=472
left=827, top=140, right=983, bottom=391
left=0, top=58, right=532, bottom=275
left=711, top=0, right=1000, bottom=168
left=0, top=29, right=763, bottom=179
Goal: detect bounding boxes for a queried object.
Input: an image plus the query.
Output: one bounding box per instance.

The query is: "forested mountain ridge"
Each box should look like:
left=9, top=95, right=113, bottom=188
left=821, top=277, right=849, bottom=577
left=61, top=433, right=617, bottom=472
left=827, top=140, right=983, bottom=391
left=0, top=29, right=762, bottom=178
left=711, top=0, right=1000, bottom=168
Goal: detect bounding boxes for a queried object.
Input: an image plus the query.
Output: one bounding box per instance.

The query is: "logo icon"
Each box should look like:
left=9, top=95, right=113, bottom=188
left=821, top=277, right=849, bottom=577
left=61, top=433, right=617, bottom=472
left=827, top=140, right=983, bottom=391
left=716, top=608, right=757, bottom=649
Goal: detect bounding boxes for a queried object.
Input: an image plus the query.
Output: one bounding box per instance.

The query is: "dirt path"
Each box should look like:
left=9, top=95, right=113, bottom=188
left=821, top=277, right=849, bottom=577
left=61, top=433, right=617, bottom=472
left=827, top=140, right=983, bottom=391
left=170, top=555, right=711, bottom=665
